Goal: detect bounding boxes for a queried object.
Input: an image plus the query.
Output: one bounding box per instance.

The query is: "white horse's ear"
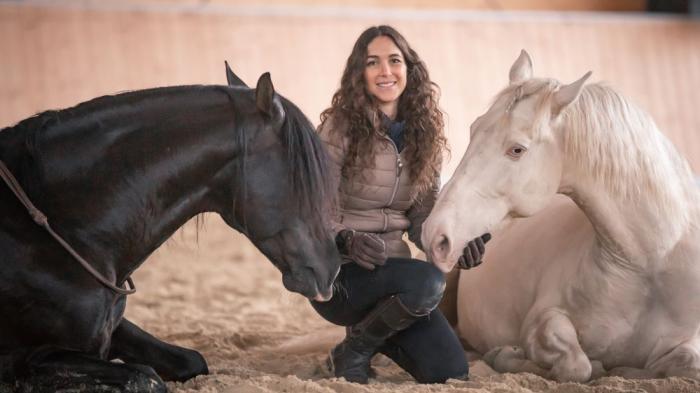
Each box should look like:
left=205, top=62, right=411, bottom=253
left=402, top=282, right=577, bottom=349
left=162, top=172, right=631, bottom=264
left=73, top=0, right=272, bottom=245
left=509, top=50, right=533, bottom=85
left=552, top=71, right=592, bottom=116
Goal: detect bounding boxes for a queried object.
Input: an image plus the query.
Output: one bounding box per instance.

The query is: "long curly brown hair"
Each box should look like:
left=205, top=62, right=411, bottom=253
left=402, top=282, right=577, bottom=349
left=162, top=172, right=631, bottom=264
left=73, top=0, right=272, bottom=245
left=320, top=25, right=447, bottom=196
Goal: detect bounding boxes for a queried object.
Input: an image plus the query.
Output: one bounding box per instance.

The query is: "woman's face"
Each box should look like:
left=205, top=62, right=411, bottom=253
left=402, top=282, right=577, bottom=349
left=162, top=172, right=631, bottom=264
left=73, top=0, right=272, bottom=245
left=363, top=35, right=407, bottom=116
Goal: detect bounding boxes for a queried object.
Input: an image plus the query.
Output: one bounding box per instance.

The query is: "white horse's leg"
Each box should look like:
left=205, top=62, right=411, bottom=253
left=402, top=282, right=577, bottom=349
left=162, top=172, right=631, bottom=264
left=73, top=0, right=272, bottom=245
left=648, top=339, right=700, bottom=380
left=524, top=309, right=592, bottom=382
left=483, top=345, right=550, bottom=378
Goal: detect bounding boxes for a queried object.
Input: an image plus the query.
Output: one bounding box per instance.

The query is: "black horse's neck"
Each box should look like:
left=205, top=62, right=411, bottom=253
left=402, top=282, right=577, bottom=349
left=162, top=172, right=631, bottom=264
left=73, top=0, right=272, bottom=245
left=5, top=86, right=246, bottom=284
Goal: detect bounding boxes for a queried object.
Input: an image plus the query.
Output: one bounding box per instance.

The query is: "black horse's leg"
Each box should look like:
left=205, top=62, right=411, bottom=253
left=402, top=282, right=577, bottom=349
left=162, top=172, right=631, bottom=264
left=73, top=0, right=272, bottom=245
left=10, top=346, right=166, bottom=393
left=109, top=318, right=208, bottom=382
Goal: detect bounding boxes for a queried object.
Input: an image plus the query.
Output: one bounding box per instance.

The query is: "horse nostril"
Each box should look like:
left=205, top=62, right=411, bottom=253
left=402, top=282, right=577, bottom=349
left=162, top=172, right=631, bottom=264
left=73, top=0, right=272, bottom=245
left=432, top=234, right=451, bottom=262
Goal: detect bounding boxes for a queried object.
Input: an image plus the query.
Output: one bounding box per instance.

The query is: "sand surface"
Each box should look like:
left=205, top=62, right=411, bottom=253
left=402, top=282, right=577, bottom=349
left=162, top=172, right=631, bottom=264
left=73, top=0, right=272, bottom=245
left=126, top=216, right=700, bottom=393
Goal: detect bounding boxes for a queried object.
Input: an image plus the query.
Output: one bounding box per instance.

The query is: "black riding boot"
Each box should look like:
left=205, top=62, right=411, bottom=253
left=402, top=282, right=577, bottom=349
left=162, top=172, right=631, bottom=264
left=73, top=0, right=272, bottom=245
left=328, top=295, right=425, bottom=384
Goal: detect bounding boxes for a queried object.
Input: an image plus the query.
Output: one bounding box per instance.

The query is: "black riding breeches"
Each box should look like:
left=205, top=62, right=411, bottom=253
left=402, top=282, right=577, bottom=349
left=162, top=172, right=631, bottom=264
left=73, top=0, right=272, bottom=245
left=311, top=257, right=468, bottom=383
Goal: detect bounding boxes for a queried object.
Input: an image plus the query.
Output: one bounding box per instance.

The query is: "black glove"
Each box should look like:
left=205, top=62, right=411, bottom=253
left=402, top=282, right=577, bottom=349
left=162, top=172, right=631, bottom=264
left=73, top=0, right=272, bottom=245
left=457, top=233, right=491, bottom=270
left=336, top=229, right=388, bottom=270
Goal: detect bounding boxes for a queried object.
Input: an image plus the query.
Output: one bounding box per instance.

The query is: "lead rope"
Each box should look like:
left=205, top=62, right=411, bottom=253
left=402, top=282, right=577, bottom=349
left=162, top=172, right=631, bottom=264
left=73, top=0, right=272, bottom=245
left=0, top=160, right=135, bottom=295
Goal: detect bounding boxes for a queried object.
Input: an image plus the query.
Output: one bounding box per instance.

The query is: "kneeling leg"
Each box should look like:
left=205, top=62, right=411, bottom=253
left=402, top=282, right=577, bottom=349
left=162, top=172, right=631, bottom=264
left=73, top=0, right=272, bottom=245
left=109, top=318, right=208, bottom=382
left=380, top=309, right=468, bottom=383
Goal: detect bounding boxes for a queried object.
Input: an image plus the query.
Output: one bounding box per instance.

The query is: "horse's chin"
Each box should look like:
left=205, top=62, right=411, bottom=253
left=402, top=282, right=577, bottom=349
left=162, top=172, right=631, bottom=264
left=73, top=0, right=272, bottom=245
left=425, top=250, right=458, bottom=273
left=432, top=259, right=456, bottom=274
left=281, top=272, right=332, bottom=301
left=312, top=291, right=333, bottom=302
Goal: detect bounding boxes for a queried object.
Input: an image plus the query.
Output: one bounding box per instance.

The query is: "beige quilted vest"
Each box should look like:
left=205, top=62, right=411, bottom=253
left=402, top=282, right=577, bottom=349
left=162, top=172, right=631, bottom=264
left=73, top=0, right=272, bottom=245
left=318, top=116, right=438, bottom=258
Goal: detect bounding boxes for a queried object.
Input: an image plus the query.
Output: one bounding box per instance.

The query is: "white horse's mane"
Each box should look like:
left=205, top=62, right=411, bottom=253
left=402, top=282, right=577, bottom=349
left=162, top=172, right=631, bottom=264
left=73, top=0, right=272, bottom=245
left=563, top=83, right=694, bottom=202
left=489, top=80, right=696, bottom=223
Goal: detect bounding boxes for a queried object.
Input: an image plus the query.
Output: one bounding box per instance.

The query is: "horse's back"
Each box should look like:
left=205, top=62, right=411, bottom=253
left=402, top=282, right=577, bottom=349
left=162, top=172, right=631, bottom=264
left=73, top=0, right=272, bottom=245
left=457, top=195, right=595, bottom=352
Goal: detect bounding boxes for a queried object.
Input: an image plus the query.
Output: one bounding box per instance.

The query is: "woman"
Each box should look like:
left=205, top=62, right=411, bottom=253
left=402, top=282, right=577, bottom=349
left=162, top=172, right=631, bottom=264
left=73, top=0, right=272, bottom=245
left=312, top=25, right=490, bottom=384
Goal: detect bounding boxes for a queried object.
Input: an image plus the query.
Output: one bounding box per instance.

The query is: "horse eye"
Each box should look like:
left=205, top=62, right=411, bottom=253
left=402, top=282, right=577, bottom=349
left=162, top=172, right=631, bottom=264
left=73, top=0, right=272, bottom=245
left=506, top=144, right=527, bottom=160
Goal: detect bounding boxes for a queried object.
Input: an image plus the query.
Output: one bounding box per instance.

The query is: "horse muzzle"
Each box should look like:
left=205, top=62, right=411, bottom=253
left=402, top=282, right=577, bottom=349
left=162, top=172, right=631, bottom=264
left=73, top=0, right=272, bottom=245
left=281, top=268, right=334, bottom=301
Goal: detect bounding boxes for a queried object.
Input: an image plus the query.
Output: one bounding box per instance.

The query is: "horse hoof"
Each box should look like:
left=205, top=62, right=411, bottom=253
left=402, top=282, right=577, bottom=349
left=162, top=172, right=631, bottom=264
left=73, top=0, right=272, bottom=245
left=482, top=347, right=501, bottom=366
left=159, top=348, right=209, bottom=382
left=590, top=360, right=606, bottom=380
left=483, top=345, right=524, bottom=367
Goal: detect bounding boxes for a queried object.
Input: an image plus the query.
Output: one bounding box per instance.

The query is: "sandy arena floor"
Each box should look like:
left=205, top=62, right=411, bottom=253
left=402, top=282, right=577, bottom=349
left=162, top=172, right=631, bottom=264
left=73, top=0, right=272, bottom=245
left=125, top=215, right=700, bottom=393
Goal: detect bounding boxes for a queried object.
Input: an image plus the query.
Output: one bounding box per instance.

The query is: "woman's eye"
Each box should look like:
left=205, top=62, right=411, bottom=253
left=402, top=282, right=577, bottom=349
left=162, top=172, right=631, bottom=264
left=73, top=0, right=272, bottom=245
left=391, top=58, right=402, bottom=64
left=366, top=60, right=377, bottom=67
left=506, top=144, right=527, bottom=160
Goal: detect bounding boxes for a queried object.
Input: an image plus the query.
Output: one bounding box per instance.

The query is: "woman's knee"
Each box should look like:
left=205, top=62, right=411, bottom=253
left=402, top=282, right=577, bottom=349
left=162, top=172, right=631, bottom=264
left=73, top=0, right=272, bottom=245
left=399, top=261, right=446, bottom=314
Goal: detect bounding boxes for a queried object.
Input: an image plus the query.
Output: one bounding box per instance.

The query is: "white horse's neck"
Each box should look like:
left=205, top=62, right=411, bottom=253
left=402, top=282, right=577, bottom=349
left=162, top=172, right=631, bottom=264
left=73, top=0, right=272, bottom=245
left=556, top=86, right=698, bottom=268
left=561, top=175, right=689, bottom=269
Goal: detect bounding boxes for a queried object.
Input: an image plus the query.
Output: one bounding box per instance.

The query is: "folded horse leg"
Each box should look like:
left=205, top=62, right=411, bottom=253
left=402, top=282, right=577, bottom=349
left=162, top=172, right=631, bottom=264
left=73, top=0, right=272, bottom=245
left=484, top=308, right=594, bottom=382
left=8, top=345, right=165, bottom=393
left=608, top=338, right=700, bottom=380
left=524, top=309, right=593, bottom=382
left=648, top=338, right=700, bottom=380
left=108, top=318, right=208, bottom=382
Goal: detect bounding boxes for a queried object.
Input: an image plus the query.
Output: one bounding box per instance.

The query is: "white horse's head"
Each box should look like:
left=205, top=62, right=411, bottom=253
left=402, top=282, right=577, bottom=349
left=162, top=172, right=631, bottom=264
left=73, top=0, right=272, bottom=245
left=423, top=50, right=591, bottom=272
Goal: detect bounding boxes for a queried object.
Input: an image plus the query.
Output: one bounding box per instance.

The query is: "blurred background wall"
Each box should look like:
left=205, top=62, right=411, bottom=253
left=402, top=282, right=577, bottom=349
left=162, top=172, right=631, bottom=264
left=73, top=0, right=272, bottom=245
left=1, top=0, right=699, bottom=180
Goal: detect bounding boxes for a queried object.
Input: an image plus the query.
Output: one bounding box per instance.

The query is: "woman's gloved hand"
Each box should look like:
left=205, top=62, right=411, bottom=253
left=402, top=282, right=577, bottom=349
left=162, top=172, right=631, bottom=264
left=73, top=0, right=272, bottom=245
left=457, top=233, right=491, bottom=270
left=336, top=229, right=388, bottom=270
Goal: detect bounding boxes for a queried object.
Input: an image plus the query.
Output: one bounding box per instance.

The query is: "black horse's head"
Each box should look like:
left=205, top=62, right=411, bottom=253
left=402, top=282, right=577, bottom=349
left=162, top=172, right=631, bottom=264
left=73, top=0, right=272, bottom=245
left=220, top=65, right=340, bottom=301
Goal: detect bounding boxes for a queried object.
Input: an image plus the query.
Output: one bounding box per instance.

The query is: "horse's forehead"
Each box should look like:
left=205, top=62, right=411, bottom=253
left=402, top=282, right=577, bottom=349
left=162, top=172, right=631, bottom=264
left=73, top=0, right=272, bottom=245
left=504, top=79, right=554, bottom=118
left=479, top=94, right=540, bottom=136
left=510, top=95, right=542, bottom=124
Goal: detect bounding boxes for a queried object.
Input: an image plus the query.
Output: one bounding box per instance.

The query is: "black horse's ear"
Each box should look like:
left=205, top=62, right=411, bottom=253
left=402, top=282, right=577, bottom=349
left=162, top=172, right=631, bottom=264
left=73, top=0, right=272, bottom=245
left=225, top=61, right=248, bottom=87
left=255, top=72, right=275, bottom=116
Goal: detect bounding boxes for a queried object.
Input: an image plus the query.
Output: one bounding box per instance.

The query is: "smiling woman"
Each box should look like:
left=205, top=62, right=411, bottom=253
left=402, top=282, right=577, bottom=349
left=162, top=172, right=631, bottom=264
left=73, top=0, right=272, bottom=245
left=307, top=25, right=490, bottom=385
left=363, top=35, right=407, bottom=119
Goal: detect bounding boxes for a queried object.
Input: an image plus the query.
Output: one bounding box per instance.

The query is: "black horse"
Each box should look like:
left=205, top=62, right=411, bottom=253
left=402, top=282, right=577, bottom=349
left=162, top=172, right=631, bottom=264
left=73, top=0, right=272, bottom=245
left=0, top=66, right=341, bottom=392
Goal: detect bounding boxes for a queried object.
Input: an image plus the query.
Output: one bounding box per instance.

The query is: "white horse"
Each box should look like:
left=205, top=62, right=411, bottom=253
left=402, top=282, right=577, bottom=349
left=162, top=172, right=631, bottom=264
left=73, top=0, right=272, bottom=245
left=421, top=51, right=700, bottom=382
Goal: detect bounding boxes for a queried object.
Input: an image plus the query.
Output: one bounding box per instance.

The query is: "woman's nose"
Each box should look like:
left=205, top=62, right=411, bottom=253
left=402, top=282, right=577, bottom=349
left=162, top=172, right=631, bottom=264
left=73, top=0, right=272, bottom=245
left=380, top=61, right=391, bottom=75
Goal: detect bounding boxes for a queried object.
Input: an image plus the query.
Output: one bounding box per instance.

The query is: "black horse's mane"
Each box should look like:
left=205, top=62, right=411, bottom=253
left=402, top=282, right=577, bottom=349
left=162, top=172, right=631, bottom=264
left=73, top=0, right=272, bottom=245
left=2, top=86, right=219, bottom=154
left=5, top=85, right=214, bottom=130
left=276, top=95, right=333, bottom=234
